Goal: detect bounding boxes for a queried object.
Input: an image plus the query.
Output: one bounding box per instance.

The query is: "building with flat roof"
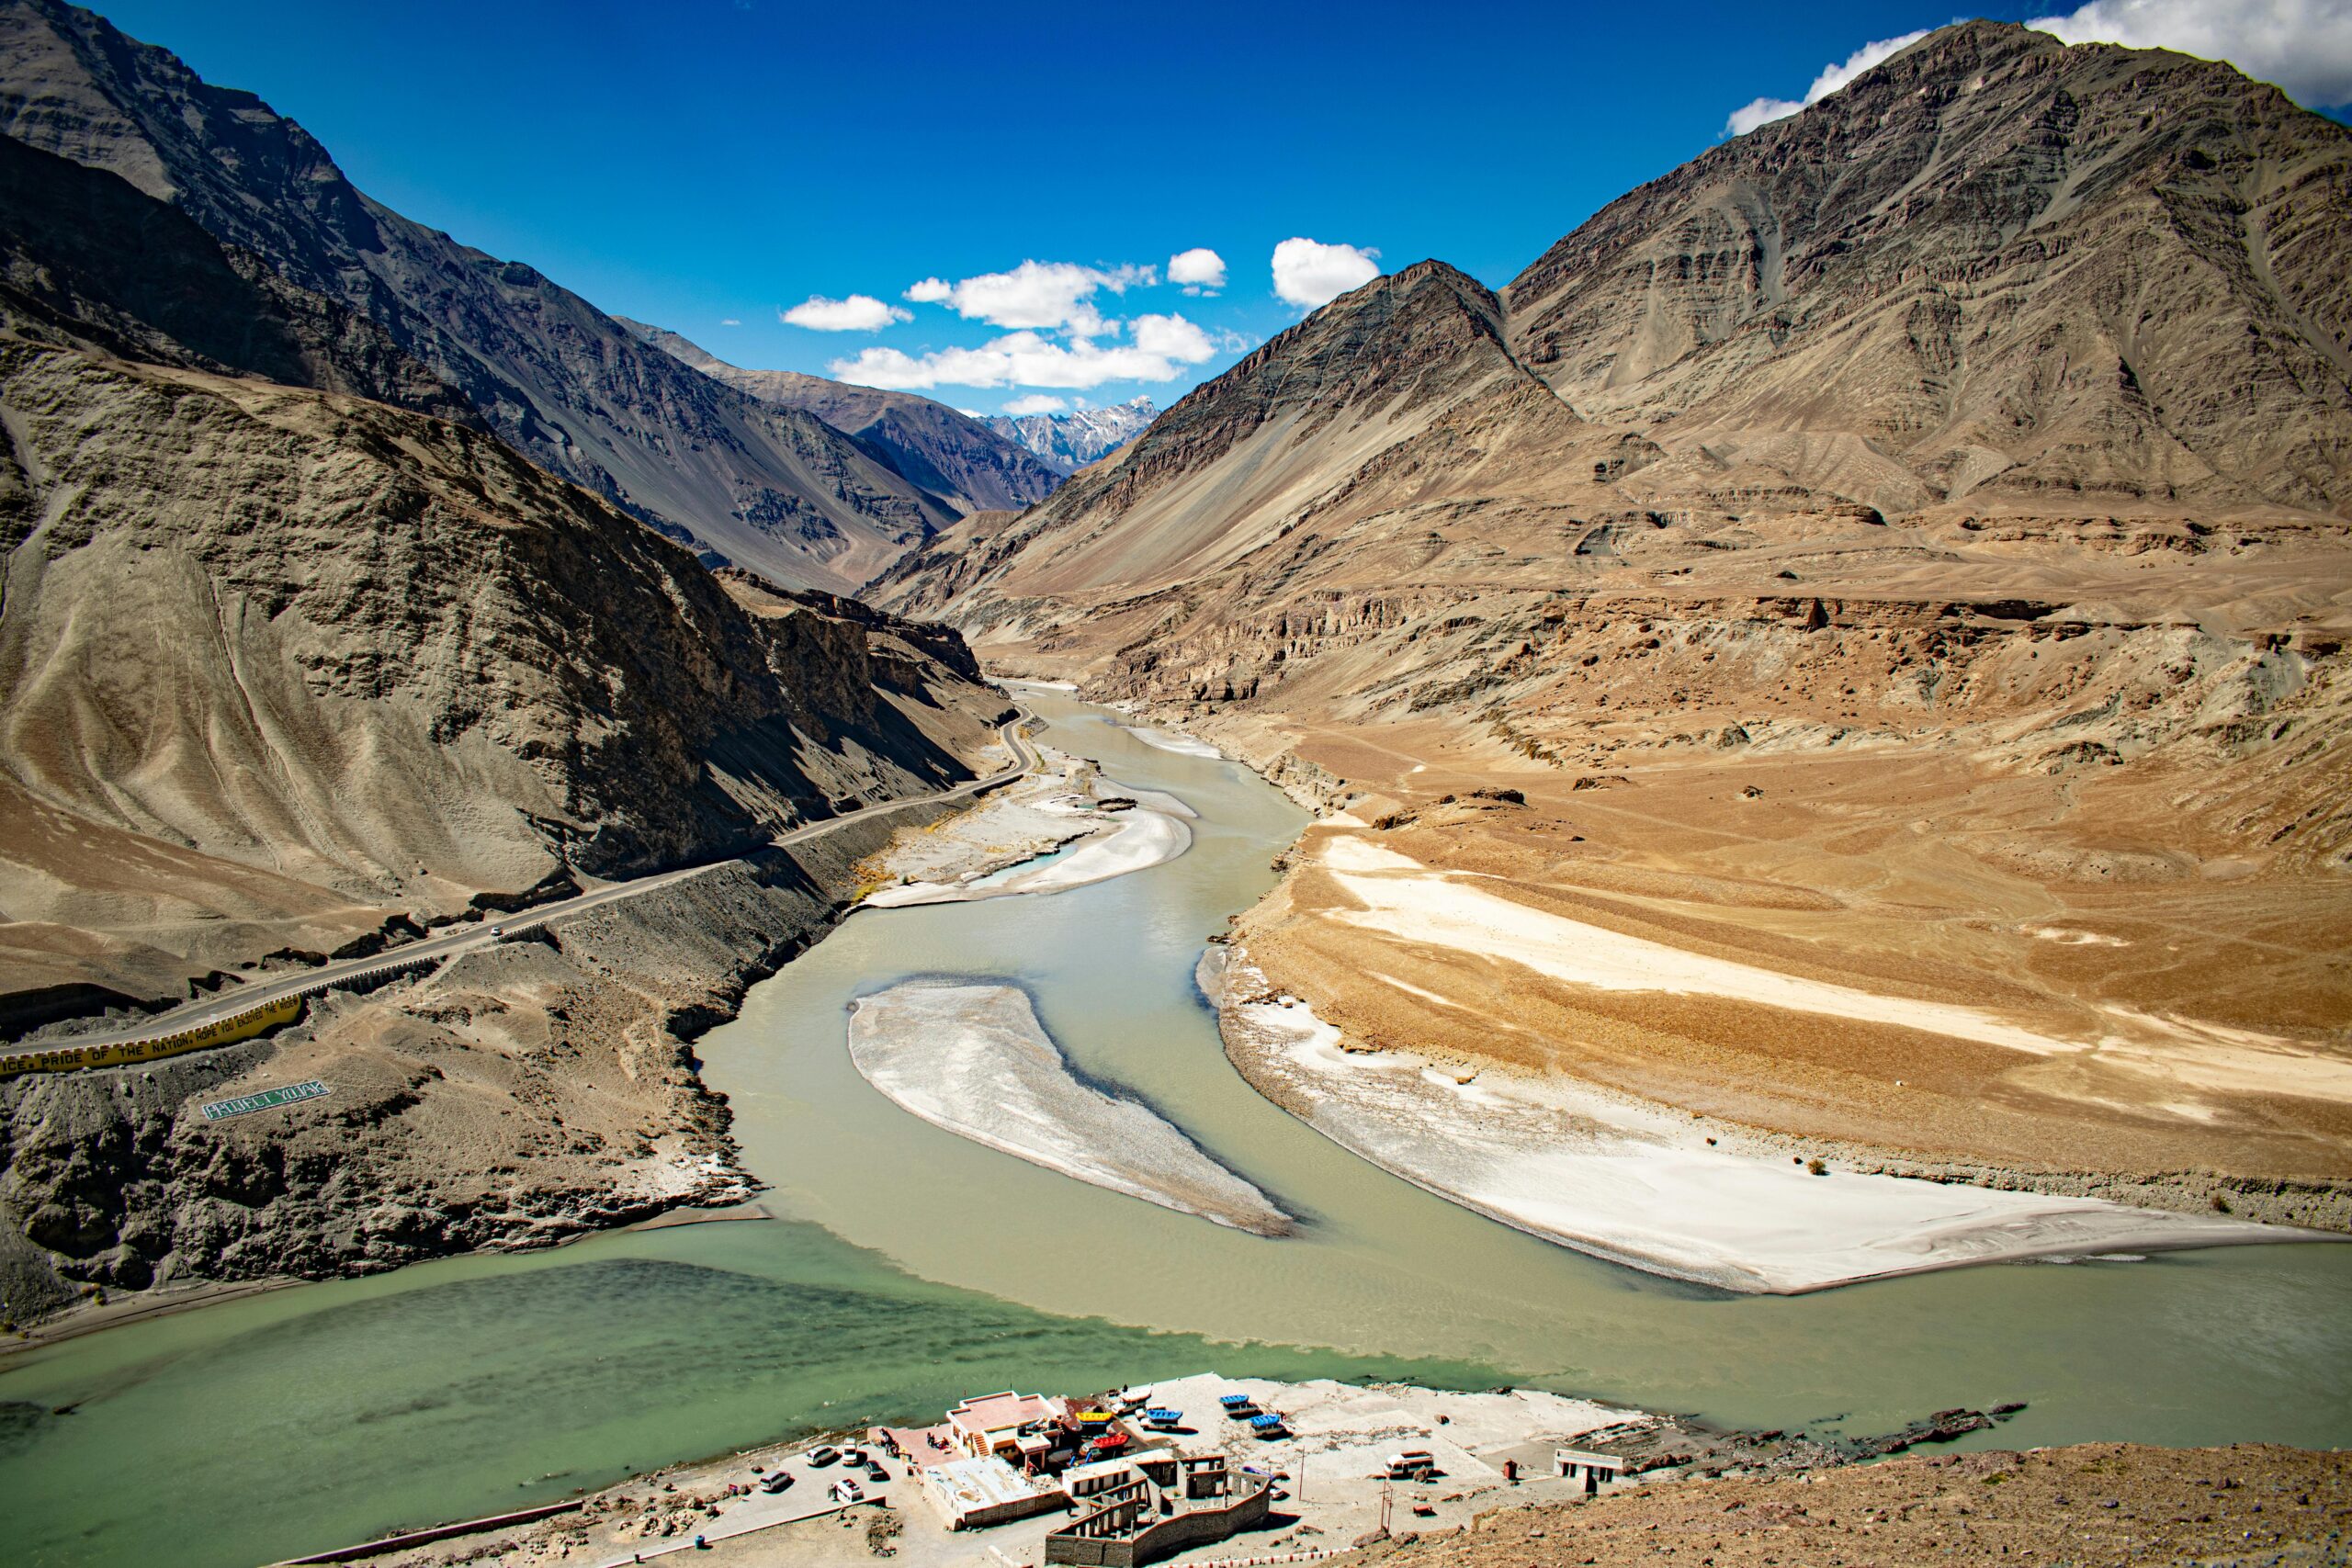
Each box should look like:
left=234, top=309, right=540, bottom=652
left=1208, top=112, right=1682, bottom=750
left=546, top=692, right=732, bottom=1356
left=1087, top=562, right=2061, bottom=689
left=920, top=1454, right=1069, bottom=1530
left=946, top=1390, right=1068, bottom=1463
left=1046, top=1453, right=1271, bottom=1567
left=1554, top=1447, right=1624, bottom=1495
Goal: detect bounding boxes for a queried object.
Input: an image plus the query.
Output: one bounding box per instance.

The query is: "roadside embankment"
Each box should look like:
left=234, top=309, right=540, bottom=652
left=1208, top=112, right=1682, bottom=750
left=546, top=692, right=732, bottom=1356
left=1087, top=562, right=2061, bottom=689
left=0, top=801, right=962, bottom=1337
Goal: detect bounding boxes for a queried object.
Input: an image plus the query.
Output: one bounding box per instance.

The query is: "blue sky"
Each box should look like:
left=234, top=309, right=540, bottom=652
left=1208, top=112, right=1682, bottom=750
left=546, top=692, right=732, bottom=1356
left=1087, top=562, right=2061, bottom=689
left=97, top=0, right=2352, bottom=417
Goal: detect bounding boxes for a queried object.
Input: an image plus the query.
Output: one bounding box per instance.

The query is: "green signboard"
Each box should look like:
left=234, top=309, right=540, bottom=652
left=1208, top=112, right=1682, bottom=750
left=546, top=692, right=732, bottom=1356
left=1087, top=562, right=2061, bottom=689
left=201, top=1079, right=330, bottom=1121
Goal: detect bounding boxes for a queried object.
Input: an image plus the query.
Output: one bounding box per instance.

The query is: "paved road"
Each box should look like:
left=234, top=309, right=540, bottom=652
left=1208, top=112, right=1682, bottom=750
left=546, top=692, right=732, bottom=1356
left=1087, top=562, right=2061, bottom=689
left=7, top=712, right=1036, bottom=1065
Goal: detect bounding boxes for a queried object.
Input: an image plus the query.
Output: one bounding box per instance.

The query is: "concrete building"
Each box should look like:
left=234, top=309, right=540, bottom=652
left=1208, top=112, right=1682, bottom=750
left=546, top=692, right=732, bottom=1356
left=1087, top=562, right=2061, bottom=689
left=946, top=1390, right=1068, bottom=1465
left=1554, top=1447, right=1624, bottom=1495
left=1045, top=1453, right=1272, bottom=1567
left=919, top=1454, right=1069, bottom=1531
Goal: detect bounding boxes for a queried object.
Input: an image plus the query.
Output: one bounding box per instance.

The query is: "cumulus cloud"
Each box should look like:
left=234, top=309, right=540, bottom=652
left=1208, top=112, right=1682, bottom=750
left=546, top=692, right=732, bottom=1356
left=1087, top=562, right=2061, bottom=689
left=2028, top=0, right=2352, bottom=107
left=1724, top=28, right=1931, bottom=135
left=779, top=294, right=910, bottom=332
left=1002, top=393, right=1068, bottom=415
left=1168, top=246, right=1227, bottom=294
left=899, top=259, right=1156, bottom=335
left=1270, top=238, right=1382, bottom=309
left=828, top=311, right=1223, bottom=390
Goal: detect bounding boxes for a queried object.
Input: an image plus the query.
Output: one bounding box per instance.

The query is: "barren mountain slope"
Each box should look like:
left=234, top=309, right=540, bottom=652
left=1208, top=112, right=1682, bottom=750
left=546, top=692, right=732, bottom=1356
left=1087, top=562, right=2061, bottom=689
left=0, top=130, right=474, bottom=426
left=876, top=24, right=2352, bottom=1208
left=1508, top=20, right=2352, bottom=516
left=624, top=320, right=1064, bottom=516
left=0, top=0, right=956, bottom=591
left=0, top=343, right=1002, bottom=1029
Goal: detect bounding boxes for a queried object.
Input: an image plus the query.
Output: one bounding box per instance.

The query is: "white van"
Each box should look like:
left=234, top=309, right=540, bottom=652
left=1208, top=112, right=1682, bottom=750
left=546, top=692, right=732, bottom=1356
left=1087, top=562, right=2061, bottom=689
left=1384, top=1450, right=1436, bottom=1480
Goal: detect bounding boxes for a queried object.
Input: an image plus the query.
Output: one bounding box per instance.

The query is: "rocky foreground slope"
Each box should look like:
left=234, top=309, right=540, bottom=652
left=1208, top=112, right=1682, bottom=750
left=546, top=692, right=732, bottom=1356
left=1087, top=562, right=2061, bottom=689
left=876, top=24, right=2352, bottom=1213
left=0, top=0, right=962, bottom=592
left=1342, top=1444, right=2351, bottom=1568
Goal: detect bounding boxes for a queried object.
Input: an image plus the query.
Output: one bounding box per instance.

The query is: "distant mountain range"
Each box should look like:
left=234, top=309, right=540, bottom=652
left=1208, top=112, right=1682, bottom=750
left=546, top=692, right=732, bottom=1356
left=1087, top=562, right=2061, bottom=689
left=985, top=397, right=1159, bottom=474
left=620, top=321, right=1064, bottom=517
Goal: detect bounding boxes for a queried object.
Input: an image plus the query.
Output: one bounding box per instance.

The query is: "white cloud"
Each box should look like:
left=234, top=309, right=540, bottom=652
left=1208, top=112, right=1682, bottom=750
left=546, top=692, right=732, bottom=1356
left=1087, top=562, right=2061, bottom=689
left=828, top=312, right=1224, bottom=390
left=899, top=259, right=1156, bottom=335
left=1168, top=246, right=1227, bottom=294
left=2028, top=0, right=2352, bottom=107
left=1002, top=393, right=1068, bottom=415
left=780, top=294, right=911, bottom=332
left=1271, top=237, right=1382, bottom=309
left=1130, top=312, right=1217, bottom=360
left=1724, top=28, right=1931, bottom=135
left=719, top=318, right=741, bottom=327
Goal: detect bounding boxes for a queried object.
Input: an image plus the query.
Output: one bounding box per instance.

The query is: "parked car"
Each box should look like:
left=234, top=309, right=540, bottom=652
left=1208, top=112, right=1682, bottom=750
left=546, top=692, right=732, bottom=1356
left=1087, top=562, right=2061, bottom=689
left=830, top=1477, right=865, bottom=1504
left=760, top=1471, right=795, bottom=1495
left=840, top=1447, right=866, bottom=1466
left=806, top=1445, right=841, bottom=1467
left=864, top=1460, right=889, bottom=1483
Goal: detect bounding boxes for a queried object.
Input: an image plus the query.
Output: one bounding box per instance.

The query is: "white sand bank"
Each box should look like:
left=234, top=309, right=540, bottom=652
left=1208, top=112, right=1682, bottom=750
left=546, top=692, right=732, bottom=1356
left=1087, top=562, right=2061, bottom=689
left=866, top=774, right=1193, bottom=908
left=848, top=981, right=1291, bottom=1235
left=1206, top=949, right=2310, bottom=1293
left=1114, top=716, right=1224, bottom=758
left=1314, top=835, right=2352, bottom=1105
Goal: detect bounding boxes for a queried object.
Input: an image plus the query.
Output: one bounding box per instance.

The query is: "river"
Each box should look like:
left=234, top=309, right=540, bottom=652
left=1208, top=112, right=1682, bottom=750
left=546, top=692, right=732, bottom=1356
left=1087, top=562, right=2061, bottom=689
left=4, top=689, right=2347, bottom=1567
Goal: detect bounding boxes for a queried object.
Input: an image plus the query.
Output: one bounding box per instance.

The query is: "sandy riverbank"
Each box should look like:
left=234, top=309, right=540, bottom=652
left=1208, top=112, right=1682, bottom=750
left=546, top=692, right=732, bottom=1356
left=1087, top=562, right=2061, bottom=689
left=847, top=980, right=1291, bottom=1235
left=861, top=752, right=1193, bottom=908
left=352, top=1369, right=1992, bottom=1568
left=1202, top=945, right=2316, bottom=1293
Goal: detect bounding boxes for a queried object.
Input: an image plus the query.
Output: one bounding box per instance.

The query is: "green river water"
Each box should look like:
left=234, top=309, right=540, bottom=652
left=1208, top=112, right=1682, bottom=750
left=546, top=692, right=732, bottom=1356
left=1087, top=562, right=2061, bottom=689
left=5, top=690, right=2348, bottom=1567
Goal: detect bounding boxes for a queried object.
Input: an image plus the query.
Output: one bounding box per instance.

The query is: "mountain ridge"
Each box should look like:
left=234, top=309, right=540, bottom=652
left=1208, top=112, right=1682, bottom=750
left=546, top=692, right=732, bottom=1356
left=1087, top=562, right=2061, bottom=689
left=0, top=0, right=956, bottom=591
left=620, top=318, right=1065, bottom=518
left=986, top=395, right=1160, bottom=474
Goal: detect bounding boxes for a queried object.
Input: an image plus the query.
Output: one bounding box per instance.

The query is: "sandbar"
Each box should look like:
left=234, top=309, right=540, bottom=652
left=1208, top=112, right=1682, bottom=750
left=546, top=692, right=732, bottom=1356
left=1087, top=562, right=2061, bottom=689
left=847, top=980, right=1291, bottom=1235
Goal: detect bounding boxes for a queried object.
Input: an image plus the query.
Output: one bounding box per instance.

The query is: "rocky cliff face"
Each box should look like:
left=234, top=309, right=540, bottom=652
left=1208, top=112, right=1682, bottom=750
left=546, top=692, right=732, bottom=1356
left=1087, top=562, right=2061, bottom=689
left=625, top=321, right=1066, bottom=519
left=985, top=396, right=1160, bottom=474
left=0, top=0, right=957, bottom=592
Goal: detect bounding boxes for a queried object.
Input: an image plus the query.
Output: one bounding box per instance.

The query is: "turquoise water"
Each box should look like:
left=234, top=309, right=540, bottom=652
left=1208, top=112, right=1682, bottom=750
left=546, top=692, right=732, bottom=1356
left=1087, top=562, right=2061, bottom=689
left=3, top=690, right=2347, bottom=1568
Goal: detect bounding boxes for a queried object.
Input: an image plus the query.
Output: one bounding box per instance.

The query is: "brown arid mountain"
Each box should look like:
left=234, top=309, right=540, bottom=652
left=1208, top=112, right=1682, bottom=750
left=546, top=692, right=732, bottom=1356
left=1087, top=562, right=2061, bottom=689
left=0, top=0, right=961, bottom=592
left=0, top=132, right=1012, bottom=1318
left=624, top=319, right=1067, bottom=517
left=876, top=22, right=2352, bottom=1224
